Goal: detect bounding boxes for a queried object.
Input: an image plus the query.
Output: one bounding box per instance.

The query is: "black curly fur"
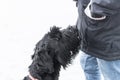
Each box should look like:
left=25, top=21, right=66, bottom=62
left=23, top=25, right=81, bottom=80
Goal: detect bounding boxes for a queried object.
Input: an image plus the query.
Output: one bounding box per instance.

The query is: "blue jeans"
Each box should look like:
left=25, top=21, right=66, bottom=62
left=80, top=51, right=120, bottom=80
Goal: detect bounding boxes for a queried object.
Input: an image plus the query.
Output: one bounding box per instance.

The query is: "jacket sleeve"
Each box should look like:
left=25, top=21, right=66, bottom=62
left=91, top=0, right=120, bottom=16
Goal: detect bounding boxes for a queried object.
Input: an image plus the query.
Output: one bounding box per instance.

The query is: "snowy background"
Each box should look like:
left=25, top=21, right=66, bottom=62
left=0, top=0, right=86, bottom=80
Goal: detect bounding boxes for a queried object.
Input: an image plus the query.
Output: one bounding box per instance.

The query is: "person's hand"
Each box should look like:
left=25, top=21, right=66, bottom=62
left=84, top=0, right=106, bottom=20
left=29, top=74, right=38, bottom=80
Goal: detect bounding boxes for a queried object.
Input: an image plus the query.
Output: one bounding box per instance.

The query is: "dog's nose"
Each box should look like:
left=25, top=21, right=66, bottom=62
left=23, top=76, right=31, bottom=80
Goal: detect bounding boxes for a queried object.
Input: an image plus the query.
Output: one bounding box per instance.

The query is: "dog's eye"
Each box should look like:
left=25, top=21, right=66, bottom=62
left=70, top=51, right=73, bottom=55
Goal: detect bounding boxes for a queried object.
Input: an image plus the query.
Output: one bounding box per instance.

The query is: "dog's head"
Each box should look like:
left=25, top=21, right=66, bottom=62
left=27, top=26, right=62, bottom=79
left=25, top=26, right=80, bottom=80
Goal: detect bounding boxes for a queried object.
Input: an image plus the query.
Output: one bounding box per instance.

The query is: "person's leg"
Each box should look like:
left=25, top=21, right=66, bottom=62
left=97, top=59, right=120, bottom=80
left=80, top=51, right=101, bottom=80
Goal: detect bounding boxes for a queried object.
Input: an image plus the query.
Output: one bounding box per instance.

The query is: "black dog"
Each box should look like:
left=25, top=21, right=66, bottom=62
left=24, top=26, right=81, bottom=80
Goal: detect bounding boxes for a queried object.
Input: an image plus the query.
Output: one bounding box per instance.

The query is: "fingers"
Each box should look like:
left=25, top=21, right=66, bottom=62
left=84, top=0, right=106, bottom=20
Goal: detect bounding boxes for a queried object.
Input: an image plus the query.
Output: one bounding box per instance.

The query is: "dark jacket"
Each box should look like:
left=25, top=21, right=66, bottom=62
left=76, top=0, right=120, bottom=60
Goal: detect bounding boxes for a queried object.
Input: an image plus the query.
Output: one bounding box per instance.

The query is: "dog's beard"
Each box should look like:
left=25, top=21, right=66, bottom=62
left=29, top=46, right=54, bottom=80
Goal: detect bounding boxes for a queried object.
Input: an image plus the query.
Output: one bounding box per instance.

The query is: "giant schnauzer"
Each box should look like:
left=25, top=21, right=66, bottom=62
left=24, top=25, right=81, bottom=80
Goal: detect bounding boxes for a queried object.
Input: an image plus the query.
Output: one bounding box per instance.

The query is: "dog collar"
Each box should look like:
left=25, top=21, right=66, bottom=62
left=29, top=74, right=38, bottom=80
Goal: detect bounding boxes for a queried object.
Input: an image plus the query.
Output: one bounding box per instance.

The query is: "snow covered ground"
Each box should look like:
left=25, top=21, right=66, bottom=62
left=0, top=0, right=86, bottom=79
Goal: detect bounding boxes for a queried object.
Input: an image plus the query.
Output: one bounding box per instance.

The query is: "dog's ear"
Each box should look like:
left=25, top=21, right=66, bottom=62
left=55, top=51, right=71, bottom=69
left=54, top=43, right=71, bottom=69
left=49, top=26, right=62, bottom=40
